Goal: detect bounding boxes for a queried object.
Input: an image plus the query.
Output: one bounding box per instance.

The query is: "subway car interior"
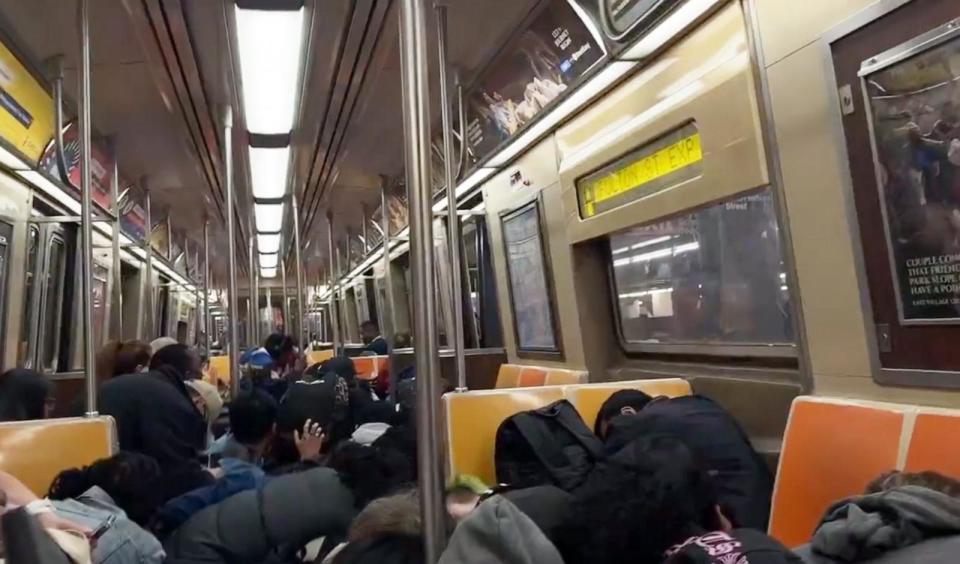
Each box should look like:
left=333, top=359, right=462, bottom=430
left=0, top=0, right=959, bottom=562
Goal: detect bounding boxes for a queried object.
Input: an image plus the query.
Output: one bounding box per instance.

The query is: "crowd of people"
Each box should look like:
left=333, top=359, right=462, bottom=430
left=0, top=331, right=959, bottom=563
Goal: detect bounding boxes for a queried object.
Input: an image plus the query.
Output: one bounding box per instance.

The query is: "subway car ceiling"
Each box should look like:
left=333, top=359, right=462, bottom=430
left=1, top=0, right=956, bottom=406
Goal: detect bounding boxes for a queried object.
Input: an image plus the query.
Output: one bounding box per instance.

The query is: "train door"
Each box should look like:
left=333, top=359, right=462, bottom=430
left=26, top=225, right=68, bottom=372
left=0, top=220, right=12, bottom=363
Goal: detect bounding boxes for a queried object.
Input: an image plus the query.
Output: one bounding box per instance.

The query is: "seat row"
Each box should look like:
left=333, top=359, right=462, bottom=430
left=494, top=363, right=588, bottom=388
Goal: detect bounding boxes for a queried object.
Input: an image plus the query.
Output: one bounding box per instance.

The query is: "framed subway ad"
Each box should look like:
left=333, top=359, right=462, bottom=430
left=831, top=1, right=960, bottom=386
left=500, top=198, right=562, bottom=357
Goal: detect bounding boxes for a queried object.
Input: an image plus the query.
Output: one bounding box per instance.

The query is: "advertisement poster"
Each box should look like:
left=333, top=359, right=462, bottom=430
left=372, top=183, right=409, bottom=237
left=0, top=40, right=54, bottom=163
left=120, top=192, right=147, bottom=242
left=865, top=36, right=960, bottom=322
left=502, top=201, right=557, bottom=351
left=465, top=0, right=604, bottom=164
left=151, top=217, right=170, bottom=259
left=39, top=121, right=114, bottom=211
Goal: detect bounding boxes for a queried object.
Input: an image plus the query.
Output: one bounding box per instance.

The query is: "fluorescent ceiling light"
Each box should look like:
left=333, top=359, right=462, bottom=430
left=486, top=61, right=636, bottom=167
left=259, top=253, right=278, bottom=268
left=261, top=267, right=277, bottom=278
left=18, top=170, right=80, bottom=214
left=620, top=0, right=723, bottom=60
left=0, top=145, right=29, bottom=170
left=255, top=203, right=284, bottom=233
left=258, top=233, right=280, bottom=253
left=249, top=145, right=291, bottom=199
left=235, top=6, right=305, bottom=134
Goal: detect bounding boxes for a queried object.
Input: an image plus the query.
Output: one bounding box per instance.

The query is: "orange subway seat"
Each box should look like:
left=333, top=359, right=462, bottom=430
left=494, top=364, right=523, bottom=389
left=566, top=379, right=692, bottom=431
left=517, top=367, right=547, bottom=387
left=904, top=411, right=960, bottom=478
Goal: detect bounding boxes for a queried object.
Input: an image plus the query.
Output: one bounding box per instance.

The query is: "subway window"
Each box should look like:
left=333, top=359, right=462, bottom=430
left=20, top=224, right=39, bottom=365
left=608, top=189, right=794, bottom=353
left=41, top=236, right=65, bottom=371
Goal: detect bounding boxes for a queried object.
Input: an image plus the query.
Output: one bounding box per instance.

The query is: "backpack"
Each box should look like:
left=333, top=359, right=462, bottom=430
left=495, top=399, right=605, bottom=491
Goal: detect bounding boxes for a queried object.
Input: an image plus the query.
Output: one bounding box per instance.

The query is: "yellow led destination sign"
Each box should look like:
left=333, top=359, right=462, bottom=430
left=578, top=124, right=703, bottom=218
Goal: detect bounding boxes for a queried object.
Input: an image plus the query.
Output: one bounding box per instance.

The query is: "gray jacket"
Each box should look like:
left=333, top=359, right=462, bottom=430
left=438, top=495, right=564, bottom=564
left=794, top=485, right=960, bottom=563
left=163, top=467, right=356, bottom=564
left=52, top=486, right=164, bottom=564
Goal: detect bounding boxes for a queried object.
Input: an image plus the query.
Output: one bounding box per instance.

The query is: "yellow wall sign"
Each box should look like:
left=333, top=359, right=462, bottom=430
left=0, top=41, right=54, bottom=164
left=578, top=127, right=704, bottom=218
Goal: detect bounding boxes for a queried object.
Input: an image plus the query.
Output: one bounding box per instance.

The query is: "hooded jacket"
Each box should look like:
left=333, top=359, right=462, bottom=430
left=438, top=495, right=565, bottom=564
left=793, top=485, right=960, bottom=563
left=665, top=529, right=802, bottom=563
left=163, top=467, right=356, bottom=564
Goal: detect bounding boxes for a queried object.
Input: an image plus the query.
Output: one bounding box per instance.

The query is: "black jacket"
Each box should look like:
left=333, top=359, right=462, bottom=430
left=606, top=395, right=773, bottom=530
left=98, top=367, right=207, bottom=475
left=163, top=467, right=356, bottom=564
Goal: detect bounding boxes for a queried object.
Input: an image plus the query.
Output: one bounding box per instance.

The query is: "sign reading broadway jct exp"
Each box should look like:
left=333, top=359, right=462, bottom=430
left=465, top=0, right=604, bottom=164
left=863, top=34, right=960, bottom=323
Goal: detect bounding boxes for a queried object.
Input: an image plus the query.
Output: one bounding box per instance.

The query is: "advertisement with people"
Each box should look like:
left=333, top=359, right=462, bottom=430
left=39, top=121, right=114, bottom=211
left=465, top=0, right=604, bottom=163
left=865, top=36, right=960, bottom=322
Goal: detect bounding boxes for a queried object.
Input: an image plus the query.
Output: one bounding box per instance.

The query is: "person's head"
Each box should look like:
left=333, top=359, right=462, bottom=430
left=264, top=333, right=296, bottom=368
left=329, top=442, right=415, bottom=509
left=866, top=470, right=960, bottom=497
left=95, top=340, right=152, bottom=381
left=594, top=389, right=655, bottom=439
left=333, top=535, right=424, bottom=564
left=0, top=369, right=54, bottom=421
left=150, top=336, right=178, bottom=355
left=318, top=356, right=358, bottom=387
left=185, top=379, right=223, bottom=424
left=361, top=321, right=380, bottom=344
left=567, top=436, right=723, bottom=564
left=149, top=343, right=201, bottom=380
left=349, top=489, right=421, bottom=542
left=48, top=452, right=163, bottom=526
left=229, top=388, right=278, bottom=448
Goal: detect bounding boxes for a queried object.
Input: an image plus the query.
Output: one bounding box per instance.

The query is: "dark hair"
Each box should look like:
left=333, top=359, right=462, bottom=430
left=565, top=436, right=720, bottom=564
left=264, top=333, right=295, bottom=361
left=48, top=452, right=163, bottom=526
left=333, top=534, right=424, bottom=564
left=0, top=369, right=53, bottom=421
left=867, top=470, right=960, bottom=497
left=229, top=388, right=278, bottom=445
left=149, top=344, right=198, bottom=379
left=96, top=340, right=152, bottom=380
left=329, top=442, right=414, bottom=509
left=319, top=356, right=358, bottom=385
left=361, top=320, right=379, bottom=332
left=594, top=389, right=654, bottom=437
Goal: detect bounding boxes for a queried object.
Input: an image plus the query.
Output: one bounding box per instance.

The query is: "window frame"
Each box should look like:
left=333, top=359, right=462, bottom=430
left=606, top=188, right=798, bottom=359
left=40, top=232, right=67, bottom=372
left=499, top=196, right=564, bottom=360
left=599, top=0, right=683, bottom=42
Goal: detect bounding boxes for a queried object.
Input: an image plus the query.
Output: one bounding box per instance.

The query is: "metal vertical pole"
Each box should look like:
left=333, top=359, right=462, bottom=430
left=144, top=185, right=155, bottom=340
left=248, top=235, right=256, bottom=347
left=225, top=106, right=240, bottom=397
left=361, top=205, right=370, bottom=253
left=79, top=0, right=97, bottom=415
left=436, top=5, right=466, bottom=392
left=265, top=285, right=273, bottom=334
left=400, top=0, right=444, bottom=557
left=253, top=255, right=261, bottom=342
left=280, top=257, right=289, bottom=335
left=109, top=140, right=123, bottom=340
left=194, top=244, right=201, bottom=346
left=326, top=211, right=341, bottom=353
left=293, top=195, right=306, bottom=348
left=203, top=219, right=210, bottom=351
left=380, top=176, right=397, bottom=400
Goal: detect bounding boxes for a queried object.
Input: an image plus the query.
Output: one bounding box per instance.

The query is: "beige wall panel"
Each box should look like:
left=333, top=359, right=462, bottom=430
left=755, top=0, right=882, bottom=66
left=483, top=139, right=586, bottom=369
left=0, top=173, right=32, bottom=369
left=818, top=374, right=960, bottom=409
left=557, top=4, right=767, bottom=244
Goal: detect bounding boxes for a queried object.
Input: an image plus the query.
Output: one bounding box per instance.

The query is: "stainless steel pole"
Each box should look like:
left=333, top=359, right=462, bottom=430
left=203, top=219, right=210, bottom=351
left=280, top=256, right=289, bottom=335
left=436, top=5, right=466, bottom=392
left=265, top=285, right=273, bottom=334
left=253, top=252, right=260, bottom=343
left=225, top=106, right=240, bottom=397
left=293, top=195, right=306, bottom=348
left=399, top=0, right=444, bottom=557
left=144, top=185, right=155, bottom=340
left=194, top=244, right=202, bottom=346
left=326, top=211, right=341, bottom=353
left=79, top=0, right=97, bottom=415
left=380, top=175, right=397, bottom=400
left=109, top=141, right=122, bottom=340
left=248, top=235, right=256, bottom=347
left=361, top=205, right=370, bottom=253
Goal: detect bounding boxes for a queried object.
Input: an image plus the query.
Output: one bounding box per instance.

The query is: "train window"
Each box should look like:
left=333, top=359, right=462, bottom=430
left=608, top=189, right=794, bottom=354
left=602, top=0, right=682, bottom=38
left=501, top=199, right=561, bottom=355
left=41, top=236, right=65, bottom=371
left=20, top=225, right=39, bottom=365
left=0, top=221, right=12, bottom=363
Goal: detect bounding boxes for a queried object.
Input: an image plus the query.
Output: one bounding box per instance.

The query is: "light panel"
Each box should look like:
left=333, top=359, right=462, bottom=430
left=261, top=267, right=277, bottom=278
left=258, top=233, right=281, bottom=253
left=621, top=0, right=724, bottom=60
left=0, top=145, right=29, bottom=170
left=249, top=145, right=291, bottom=199
left=254, top=203, right=284, bottom=233
left=235, top=6, right=305, bottom=134
left=259, top=253, right=278, bottom=268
